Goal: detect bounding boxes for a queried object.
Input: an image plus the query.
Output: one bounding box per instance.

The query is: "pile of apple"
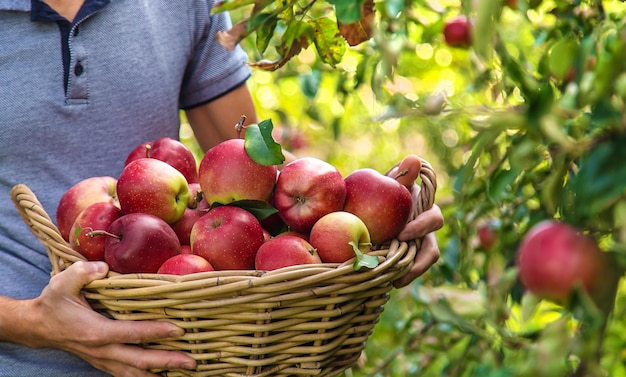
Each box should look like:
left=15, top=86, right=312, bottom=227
left=56, top=136, right=422, bottom=275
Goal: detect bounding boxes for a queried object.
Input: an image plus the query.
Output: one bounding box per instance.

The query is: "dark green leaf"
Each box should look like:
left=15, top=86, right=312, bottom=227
left=569, top=137, right=626, bottom=219
left=327, top=0, right=365, bottom=24
left=299, top=69, right=321, bottom=99
left=487, top=167, right=521, bottom=204
left=254, top=13, right=277, bottom=54
left=243, top=119, right=285, bottom=166
left=212, top=200, right=278, bottom=221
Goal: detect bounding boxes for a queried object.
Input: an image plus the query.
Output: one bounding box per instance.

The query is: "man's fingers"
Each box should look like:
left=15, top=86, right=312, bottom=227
left=99, top=319, right=185, bottom=345
left=394, top=232, right=440, bottom=288
left=47, top=261, right=109, bottom=297
left=398, top=204, right=444, bottom=241
left=73, top=344, right=197, bottom=377
left=99, top=344, right=196, bottom=372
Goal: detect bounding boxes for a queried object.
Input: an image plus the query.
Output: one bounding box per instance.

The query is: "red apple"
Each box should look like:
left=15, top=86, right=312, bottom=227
left=198, top=139, right=277, bottom=206
left=255, top=235, right=321, bottom=271
left=342, top=168, right=413, bottom=245
left=169, top=207, right=207, bottom=246
left=388, top=154, right=422, bottom=189
left=443, top=15, right=472, bottom=47
left=273, top=157, right=346, bottom=234
left=188, top=182, right=209, bottom=211
left=181, top=245, right=192, bottom=254
left=516, top=220, right=606, bottom=303
left=309, top=211, right=372, bottom=263
left=190, top=205, right=265, bottom=270
left=157, top=254, right=214, bottom=275
left=116, top=158, right=191, bottom=224
left=101, top=213, right=182, bottom=274
left=125, top=137, right=199, bottom=184
left=56, top=176, right=118, bottom=241
left=478, top=221, right=498, bottom=250
left=69, top=201, right=123, bottom=261
left=274, top=230, right=310, bottom=242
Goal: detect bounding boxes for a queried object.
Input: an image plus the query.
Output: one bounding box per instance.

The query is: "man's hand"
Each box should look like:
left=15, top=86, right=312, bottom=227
left=394, top=205, right=444, bottom=288
left=9, top=261, right=197, bottom=377
left=386, top=156, right=444, bottom=288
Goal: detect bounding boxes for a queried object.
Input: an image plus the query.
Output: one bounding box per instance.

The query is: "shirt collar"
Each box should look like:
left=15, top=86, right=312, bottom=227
left=28, top=0, right=111, bottom=23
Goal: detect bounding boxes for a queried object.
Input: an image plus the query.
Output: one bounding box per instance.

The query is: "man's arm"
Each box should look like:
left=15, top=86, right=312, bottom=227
left=185, top=84, right=259, bottom=152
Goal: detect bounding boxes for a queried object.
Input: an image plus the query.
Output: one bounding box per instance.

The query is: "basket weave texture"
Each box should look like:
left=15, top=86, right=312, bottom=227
left=10, top=160, right=436, bottom=377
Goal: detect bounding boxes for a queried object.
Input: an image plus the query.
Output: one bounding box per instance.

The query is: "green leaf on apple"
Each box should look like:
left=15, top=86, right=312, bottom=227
left=244, top=119, right=285, bottom=166
left=214, top=200, right=278, bottom=221
left=73, top=225, right=82, bottom=246
left=350, top=241, right=379, bottom=270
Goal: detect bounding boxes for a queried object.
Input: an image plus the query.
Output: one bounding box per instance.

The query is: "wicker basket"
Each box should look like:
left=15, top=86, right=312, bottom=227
left=10, top=159, right=436, bottom=377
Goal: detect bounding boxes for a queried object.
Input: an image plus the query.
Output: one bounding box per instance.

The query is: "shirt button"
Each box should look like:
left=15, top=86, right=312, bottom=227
left=74, top=62, right=84, bottom=76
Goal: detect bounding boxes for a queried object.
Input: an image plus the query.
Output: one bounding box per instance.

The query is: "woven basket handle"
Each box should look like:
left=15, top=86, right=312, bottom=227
left=11, top=184, right=87, bottom=274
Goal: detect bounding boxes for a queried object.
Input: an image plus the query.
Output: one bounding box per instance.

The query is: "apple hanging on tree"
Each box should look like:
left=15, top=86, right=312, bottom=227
left=443, top=15, right=472, bottom=48
left=516, top=220, right=607, bottom=304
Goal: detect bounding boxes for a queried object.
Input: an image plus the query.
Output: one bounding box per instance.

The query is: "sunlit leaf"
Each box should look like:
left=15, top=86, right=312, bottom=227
left=310, top=17, right=346, bottom=66
left=212, top=0, right=255, bottom=13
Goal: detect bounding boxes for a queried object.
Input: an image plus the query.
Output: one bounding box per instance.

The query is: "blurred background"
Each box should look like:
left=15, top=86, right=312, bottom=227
left=181, top=1, right=626, bottom=375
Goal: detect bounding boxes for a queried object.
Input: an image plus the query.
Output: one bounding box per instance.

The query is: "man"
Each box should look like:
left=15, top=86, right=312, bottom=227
left=0, top=1, right=443, bottom=376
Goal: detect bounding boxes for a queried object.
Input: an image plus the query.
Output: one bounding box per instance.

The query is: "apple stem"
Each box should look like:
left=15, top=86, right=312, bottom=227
left=188, top=189, right=204, bottom=209
left=86, top=229, right=121, bottom=239
left=393, top=168, right=409, bottom=180
left=145, top=144, right=152, bottom=158
left=234, top=115, right=247, bottom=139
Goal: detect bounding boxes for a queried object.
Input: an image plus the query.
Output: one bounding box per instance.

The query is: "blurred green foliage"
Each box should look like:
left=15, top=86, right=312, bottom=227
left=181, top=0, right=626, bottom=375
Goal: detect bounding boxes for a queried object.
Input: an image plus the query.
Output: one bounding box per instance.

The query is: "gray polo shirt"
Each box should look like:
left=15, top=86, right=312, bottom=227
left=0, top=1, right=250, bottom=375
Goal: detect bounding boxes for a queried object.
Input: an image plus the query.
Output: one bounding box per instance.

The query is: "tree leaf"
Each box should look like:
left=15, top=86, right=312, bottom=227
left=327, top=0, right=365, bottom=24
left=216, top=20, right=248, bottom=51
left=569, top=137, right=626, bottom=220
left=212, top=0, right=256, bottom=13
left=253, top=13, right=277, bottom=54
left=299, top=69, right=321, bottom=99
left=249, top=20, right=312, bottom=71
left=243, top=119, right=285, bottom=166
left=310, top=17, right=346, bottom=66
left=336, top=0, right=375, bottom=46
